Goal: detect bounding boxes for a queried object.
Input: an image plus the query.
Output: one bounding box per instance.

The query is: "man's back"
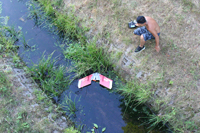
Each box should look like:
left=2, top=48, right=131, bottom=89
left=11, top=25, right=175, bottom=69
left=145, top=16, right=160, bottom=34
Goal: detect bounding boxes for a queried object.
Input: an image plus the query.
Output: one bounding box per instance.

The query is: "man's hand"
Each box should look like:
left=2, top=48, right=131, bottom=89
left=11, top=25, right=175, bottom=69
left=155, top=45, right=160, bottom=52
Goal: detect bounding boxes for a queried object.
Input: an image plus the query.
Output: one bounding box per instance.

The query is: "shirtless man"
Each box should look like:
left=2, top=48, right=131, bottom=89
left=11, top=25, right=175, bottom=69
left=133, top=16, right=160, bottom=53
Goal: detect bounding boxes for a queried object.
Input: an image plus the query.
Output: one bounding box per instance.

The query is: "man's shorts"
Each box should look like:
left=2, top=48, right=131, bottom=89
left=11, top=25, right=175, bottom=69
left=134, top=26, right=160, bottom=41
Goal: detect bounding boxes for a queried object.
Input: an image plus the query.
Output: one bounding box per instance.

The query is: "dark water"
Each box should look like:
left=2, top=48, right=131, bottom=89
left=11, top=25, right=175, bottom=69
left=0, top=0, right=169, bottom=132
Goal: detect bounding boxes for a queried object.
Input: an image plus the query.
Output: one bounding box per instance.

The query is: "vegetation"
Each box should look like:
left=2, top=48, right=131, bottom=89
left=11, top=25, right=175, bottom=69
left=0, top=5, right=75, bottom=132
left=0, top=25, right=21, bottom=53
left=28, top=52, right=70, bottom=96
left=64, top=126, right=81, bottom=133
left=31, top=0, right=89, bottom=43
left=61, top=92, right=81, bottom=118
left=0, top=69, right=67, bottom=132
left=62, top=40, right=112, bottom=77
left=0, top=72, right=30, bottom=132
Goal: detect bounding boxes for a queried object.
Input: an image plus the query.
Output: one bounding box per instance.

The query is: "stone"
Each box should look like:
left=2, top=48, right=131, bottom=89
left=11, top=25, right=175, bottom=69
left=136, top=71, right=143, bottom=78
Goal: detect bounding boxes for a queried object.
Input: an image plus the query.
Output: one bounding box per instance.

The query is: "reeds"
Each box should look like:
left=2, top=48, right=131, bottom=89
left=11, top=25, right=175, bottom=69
left=62, top=40, right=112, bottom=77
left=34, top=0, right=89, bottom=43
left=0, top=25, right=21, bottom=52
left=61, top=92, right=80, bottom=118
left=29, top=52, right=70, bottom=96
left=116, top=80, right=151, bottom=105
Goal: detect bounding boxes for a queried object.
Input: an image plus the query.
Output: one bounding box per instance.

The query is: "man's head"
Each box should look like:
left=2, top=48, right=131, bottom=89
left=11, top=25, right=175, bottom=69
left=136, top=16, right=147, bottom=26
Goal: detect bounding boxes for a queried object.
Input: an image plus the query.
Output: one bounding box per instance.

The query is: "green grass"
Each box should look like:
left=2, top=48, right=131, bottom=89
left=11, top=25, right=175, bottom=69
left=64, top=126, right=81, bottom=133
left=0, top=25, right=21, bottom=52
left=0, top=71, right=70, bottom=132
left=29, top=52, right=70, bottom=96
left=0, top=6, right=79, bottom=132
left=62, top=40, right=113, bottom=77
left=32, top=0, right=89, bottom=43
left=0, top=71, right=11, bottom=96
left=0, top=71, right=33, bottom=132
left=61, top=92, right=80, bottom=118
left=116, top=79, right=152, bottom=105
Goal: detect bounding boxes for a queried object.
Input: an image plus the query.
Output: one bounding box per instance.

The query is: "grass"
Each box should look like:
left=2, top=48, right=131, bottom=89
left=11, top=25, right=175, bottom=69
left=62, top=39, right=113, bottom=77
left=0, top=71, right=34, bottom=132
left=29, top=51, right=70, bottom=96
left=0, top=25, right=20, bottom=52
left=116, top=79, right=152, bottom=106
left=0, top=70, right=71, bottom=132
left=64, top=126, right=81, bottom=133
left=31, top=0, right=89, bottom=43
left=0, top=21, right=75, bottom=132
left=61, top=92, right=81, bottom=118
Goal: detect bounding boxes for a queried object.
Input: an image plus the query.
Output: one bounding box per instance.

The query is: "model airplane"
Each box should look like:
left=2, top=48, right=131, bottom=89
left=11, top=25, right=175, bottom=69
left=78, top=73, right=113, bottom=89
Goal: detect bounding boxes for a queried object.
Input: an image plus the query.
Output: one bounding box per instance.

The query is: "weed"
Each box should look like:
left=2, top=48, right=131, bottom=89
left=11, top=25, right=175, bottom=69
left=29, top=52, right=70, bottom=96
left=116, top=79, right=151, bottom=106
left=36, top=92, right=46, bottom=101
left=175, top=14, right=184, bottom=24
left=184, top=121, right=198, bottom=130
left=52, top=0, right=63, bottom=7
left=21, top=35, right=31, bottom=49
left=62, top=40, right=112, bottom=77
left=116, top=51, right=123, bottom=59
left=0, top=25, right=21, bottom=52
left=168, top=80, right=173, bottom=85
left=34, top=0, right=89, bottom=43
left=61, top=92, right=80, bottom=118
left=0, top=71, right=11, bottom=96
left=64, top=126, right=81, bottom=133
left=181, top=0, right=194, bottom=10
left=141, top=107, right=177, bottom=132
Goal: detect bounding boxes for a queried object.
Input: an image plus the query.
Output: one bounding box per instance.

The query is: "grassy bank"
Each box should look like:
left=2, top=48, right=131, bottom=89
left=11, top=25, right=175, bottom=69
left=0, top=7, right=81, bottom=132
left=33, top=0, right=200, bottom=132
left=28, top=52, right=70, bottom=97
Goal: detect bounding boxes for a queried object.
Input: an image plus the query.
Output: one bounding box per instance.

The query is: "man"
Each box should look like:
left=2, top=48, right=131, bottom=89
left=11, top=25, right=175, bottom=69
left=133, top=16, right=160, bottom=53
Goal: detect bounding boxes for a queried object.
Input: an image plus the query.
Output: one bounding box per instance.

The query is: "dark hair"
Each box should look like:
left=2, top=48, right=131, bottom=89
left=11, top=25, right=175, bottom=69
left=137, top=16, right=146, bottom=24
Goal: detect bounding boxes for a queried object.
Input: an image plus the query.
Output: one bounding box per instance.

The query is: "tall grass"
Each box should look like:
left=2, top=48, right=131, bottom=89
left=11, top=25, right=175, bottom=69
left=33, top=0, right=89, bottom=43
left=61, top=92, right=80, bottom=118
left=0, top=25, right=21, bottom=52
left=116, top=80, right=151, bottom=105
left=30, top=0, right=111, bottom=77
left=29, top=52, right=70, bottom=96
left=62, top=40, right=112, bottom=77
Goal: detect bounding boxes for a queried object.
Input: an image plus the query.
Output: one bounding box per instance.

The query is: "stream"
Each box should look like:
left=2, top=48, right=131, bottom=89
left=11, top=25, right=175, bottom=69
left=1, top=0, right=169, bottom=132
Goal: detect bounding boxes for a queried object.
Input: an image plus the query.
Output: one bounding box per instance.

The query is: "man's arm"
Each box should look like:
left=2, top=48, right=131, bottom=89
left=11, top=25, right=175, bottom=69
left=150, top=30, right=160, bottom=52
